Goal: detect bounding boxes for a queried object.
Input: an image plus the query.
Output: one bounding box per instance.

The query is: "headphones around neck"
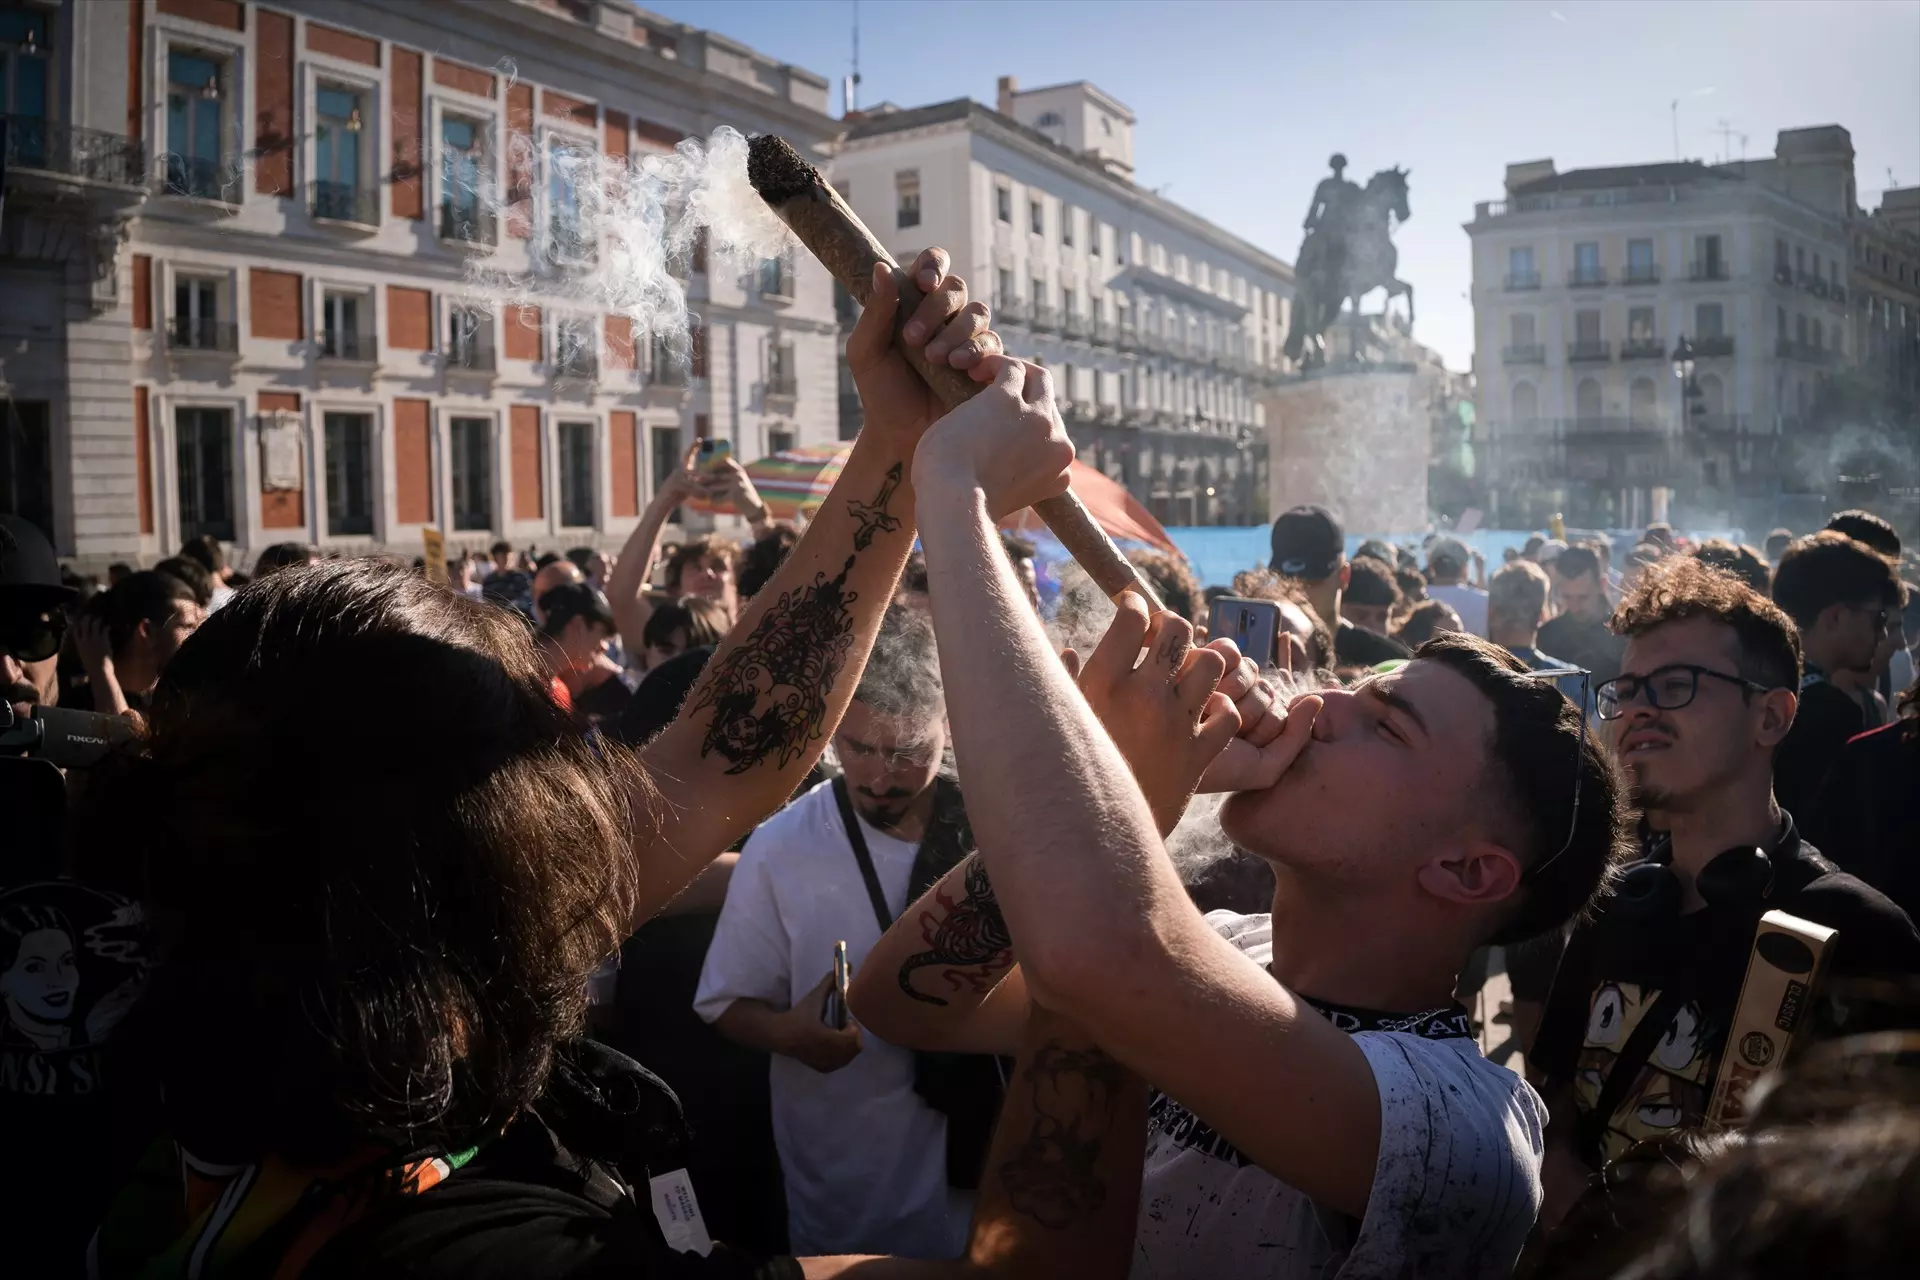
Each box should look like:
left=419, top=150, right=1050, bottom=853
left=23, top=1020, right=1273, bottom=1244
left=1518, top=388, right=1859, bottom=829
left=1613, top=830, right=1781, bottom=921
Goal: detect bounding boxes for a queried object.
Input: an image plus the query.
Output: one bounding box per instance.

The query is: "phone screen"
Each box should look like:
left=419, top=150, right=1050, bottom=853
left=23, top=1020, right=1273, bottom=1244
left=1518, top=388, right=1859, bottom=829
left=822, top=940, right=852, bottom=1030
left=1207, top=596, right=1282, bottom=668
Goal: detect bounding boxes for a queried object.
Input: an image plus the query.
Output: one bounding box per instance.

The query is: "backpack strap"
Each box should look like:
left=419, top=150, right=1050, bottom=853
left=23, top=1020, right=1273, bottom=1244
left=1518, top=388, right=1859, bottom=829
left=832, top=776, right=894, bottom=935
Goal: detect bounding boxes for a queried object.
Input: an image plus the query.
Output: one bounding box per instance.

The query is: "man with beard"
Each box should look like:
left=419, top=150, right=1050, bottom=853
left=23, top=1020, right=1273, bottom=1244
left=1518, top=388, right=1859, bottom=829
left=1540, top=544, right=1625, bottom=688
left=1530, top=556, right=1920, bottom=1228
left=696, top=604, right=979, bottom=1258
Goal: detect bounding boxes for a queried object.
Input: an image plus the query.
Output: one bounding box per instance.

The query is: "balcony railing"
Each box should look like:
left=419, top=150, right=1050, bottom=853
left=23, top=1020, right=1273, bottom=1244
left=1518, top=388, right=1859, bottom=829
left=1568, top=340, right=1612, bottom=362
left=447, top=341, right=496, bottom=372
left=994, top=295, right=1027, bottom=325
left=647, top=359, right=689, bottom=388
left=438, top=201, right=496, bottom=246
left=1623, top=262, right=1661, bottom=284
left=1031, top=303, right=1059, bottom=332
left=1774, top=264, right=1795, bottom=286
left=1503, top=343, right=1545, bottom=364
left=1694, top=334, right=1734, bottom=357
left=312, top=180, right=378, bottom=226
left=554, top=348, right=598, bottom=381
left=1092, top=315, right=1114, bottom=345
left=1063, top=311, right=1088, bottom=340
left=320, top=329, right=376, bottom=361
left=546, top=218, right=597, bottom=265
left=766, top=369, right=798, bottom=397
left=1832, top=284, right=1849, bottom=304
left=758, top=261, right=796, bottom=299
left=166, top=316, right=238, bottom=352
left=162, top=153, right=235, bottom=202
left=1689, top=259, right=1729, bottom=281
left=1776, top=339, right=1833, bottom=365
left=3, top=114, right=146, bottom=187
left=1117, top=319, right=1138, bottom=350
left=1504, top=271, right=1542, bottom=291
left=1568, top=267, right=1608, bottom=288
left=1621, top=338, right=1666, bottom=360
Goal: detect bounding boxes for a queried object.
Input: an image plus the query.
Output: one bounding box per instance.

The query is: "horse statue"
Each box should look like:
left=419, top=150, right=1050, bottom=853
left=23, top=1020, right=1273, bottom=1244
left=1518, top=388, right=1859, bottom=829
left=1282, top=164, right=1415, bottom=367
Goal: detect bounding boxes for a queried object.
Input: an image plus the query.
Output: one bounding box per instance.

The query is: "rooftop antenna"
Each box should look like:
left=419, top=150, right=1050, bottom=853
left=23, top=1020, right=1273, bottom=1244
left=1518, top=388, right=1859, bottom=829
left=850, top=0, right=861, bottom=114
left=1715, top=119, right=1735, bottom=165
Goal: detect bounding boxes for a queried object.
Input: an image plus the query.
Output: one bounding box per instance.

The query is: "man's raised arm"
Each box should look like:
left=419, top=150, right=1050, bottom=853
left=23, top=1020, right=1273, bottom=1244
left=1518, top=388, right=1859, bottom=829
left=634, top=249, right=998, bottom=922
left=911, top=362, right=1386, bottom=1219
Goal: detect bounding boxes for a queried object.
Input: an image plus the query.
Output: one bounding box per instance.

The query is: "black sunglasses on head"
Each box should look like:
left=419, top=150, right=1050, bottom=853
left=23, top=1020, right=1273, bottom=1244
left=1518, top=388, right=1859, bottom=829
left=0, top=605, right=68, bottom=664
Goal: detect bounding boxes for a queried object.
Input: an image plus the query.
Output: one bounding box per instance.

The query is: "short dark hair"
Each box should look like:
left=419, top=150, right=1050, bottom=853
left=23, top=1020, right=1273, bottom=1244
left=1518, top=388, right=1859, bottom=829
left=534, top=552, right=562, bottom=571
left=564, top=546, right=596, bottom=572
left=1825, top=509, right=1900, bottom=559
left=252, top=543, right=317, bottom=577
left=1345, top=555, right=1402, bottom=609
left=1396, top=598, right=1461, bottom=648
left=1690, top=539, right=1772, bottom=594
left=490, top=540, right=513, bottom=557
left=641, top=595, right=727, bottom=651
left=1489, top=559, right=1551, bottom=632
left=1772, top=532, right=1901, bottom=632
left=1555, top=545, right=1603, bottom=582
left=663, top=535, right=736, bottom=592
left=1395, top=565, right=1428, bottom=603
left=853, top=603, right=942, bottom=723
left=1428, top=538, right=1469, bottom=579
left=1000, top=532, right=1038, bottom=564
left=1615, top=555, right=1802, bottom=691
left=1414, top=631, right=1631, bottom=944
left=179, top=534, right=226, bottom=577
left=1765, top=527, right=1795, bottom=557
left=736, top=522, right=799, bottom=600
left=74, top=560, right=638, bottom=1165
left=1128, top=550, right=1204, bottom=625
left=153, top=555, right=214, bottom=607
left=97, top=570, right=199, bottom=657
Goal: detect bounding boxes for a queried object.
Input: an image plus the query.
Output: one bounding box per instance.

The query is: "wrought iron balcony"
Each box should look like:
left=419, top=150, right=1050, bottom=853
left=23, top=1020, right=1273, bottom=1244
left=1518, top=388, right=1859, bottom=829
left=1567, top=340, right=1612, bottom=362
left=994, top=295, right=1027, bottom=325
left=447, top=340, right=496, bottom=372
left=1568, top=267, right=1608, bottom=288
left=438, top=201, right=496, bottom=246
left=311, top=180, right=378, bottom=226
left=1775, top=339, right=1833, bottom=365
left=758, top=260, right=796, bottom=299
left=1832, top=284, right=1848, bottom=304
left=1621, top=338, right=1666, bottom=360
left=1062, top=311, right=1088, bottom=340
left=1503, top=343, right=1545, bottom=365
left=162, top=153, right=235, bottom=202
left=1688, top=259, right=1729, bottom=281
left=1031, top=303, right=1059, bottom=332
left=1504, top=271, right=1542, bottom=291
left=647, top=359, right=689, bottom=388
left=1694, top=334, right=1735, bottom=357
left=320, top=328, right=376, bottom=361
left=1092, top=315, right=1114, bottom=346
left=3, top=113, right=146, bottom=187
left=1622, top=262, right=1661, bottom=285
left=1774, top=264, right=1794, bottom=286
left=1116, top=320, right=1138, bottom=350
left=166, top=316, right=237, bottom=352
left=554, top=348, right=598, bottom=381
left=767, top=369, right=798, bottom=398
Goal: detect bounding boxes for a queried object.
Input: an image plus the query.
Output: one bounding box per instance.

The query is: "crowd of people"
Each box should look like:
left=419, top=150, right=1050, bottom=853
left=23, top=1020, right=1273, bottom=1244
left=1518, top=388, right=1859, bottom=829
left=3, top=245, right=1919, bottom=1279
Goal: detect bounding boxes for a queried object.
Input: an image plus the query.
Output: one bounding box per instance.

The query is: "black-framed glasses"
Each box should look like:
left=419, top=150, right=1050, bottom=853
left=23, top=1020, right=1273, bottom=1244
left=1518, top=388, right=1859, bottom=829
left=1594, top=664, right=1775, bottom=722
left=1521, top=667, right=1589, bottom=883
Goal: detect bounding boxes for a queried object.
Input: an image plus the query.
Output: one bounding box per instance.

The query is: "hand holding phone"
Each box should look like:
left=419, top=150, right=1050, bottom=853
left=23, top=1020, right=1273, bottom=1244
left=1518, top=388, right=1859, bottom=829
left=696, top=438, right=733, bottom=473
left=821, top=939, right=852, bottom=1030
left=1206, top=596, right=1283, bottom=669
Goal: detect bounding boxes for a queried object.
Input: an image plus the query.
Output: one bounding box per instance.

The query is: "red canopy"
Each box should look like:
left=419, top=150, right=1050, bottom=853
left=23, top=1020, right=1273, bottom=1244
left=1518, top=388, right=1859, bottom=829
left=1000, top=459, right=1180, bottom=556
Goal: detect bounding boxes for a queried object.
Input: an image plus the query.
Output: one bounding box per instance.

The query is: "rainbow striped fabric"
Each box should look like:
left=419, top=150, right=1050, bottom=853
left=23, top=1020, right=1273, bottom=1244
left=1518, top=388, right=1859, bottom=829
left=685, top=442, right=851, bottom=521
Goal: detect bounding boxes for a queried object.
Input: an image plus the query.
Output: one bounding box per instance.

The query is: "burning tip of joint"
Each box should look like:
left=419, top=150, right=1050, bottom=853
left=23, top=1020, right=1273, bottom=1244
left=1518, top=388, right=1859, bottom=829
left=746, top=133, right=821, bottom=204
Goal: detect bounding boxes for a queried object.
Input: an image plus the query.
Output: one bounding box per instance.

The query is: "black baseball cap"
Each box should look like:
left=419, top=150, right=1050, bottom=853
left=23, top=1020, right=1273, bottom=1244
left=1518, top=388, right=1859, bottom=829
left=1270, top=505, right=1344, bottom=580
left=0, top=515, right=75, bottom=609
left=538, top=581, right=616, bottom=635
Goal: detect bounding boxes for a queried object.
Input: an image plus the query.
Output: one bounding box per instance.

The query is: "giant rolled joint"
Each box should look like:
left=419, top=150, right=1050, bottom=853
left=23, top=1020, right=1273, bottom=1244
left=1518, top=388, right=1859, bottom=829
left=745, top=133, right=1161, bottom=610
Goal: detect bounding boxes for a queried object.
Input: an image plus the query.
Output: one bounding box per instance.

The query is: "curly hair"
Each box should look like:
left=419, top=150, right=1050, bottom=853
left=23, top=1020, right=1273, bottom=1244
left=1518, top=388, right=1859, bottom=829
left=73, top=560, right=642, bottom=1166
left=1690, top=538, right=1772, bottom=594
left=1614, top=554, right=1802, bottom=691
left=1127, top=550, right=1205, bottom=625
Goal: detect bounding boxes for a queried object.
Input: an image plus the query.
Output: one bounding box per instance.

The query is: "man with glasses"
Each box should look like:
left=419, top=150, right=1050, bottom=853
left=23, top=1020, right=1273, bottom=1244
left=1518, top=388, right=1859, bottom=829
left=696, top=604, right=981, bottom=1258
left=1771, top=530, right=1904, bottom=820
left=0, top=516, right=74, bottom=716
left=1531, top=556, right=1920, bottom=1227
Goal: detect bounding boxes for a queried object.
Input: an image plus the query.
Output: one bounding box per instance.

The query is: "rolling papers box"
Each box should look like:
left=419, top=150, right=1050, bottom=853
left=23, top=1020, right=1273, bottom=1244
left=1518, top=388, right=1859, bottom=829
left=1706, top=909, right=1836, bottom=1128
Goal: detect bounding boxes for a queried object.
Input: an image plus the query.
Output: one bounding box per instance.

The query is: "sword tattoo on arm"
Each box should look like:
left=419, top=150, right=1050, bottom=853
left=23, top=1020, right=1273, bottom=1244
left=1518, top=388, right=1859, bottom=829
left=847, top=463, right=904, bottom=552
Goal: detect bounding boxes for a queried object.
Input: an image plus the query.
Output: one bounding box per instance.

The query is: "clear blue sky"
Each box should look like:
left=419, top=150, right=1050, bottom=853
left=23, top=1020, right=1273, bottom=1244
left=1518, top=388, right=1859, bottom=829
left=643, top=0, right=1920, bottom=372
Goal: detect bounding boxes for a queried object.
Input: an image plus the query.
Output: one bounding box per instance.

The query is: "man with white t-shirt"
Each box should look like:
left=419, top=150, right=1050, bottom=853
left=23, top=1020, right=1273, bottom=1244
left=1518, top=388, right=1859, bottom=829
left=847, top=359, right=1634, bottom=1278
left=695, top=604, right=978, bottom=1259
left=1425, top=535, right=1490, bottom=637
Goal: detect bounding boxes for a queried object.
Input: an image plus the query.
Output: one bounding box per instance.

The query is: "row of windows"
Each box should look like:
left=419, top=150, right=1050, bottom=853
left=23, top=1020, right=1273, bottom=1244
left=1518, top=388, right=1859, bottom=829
left=1505, top=235, right=1722, bottom=287
left=1502, top=303, right=1843, bottom=354
left=1853, top=234, right=1918, bottom=286
left=1506, top=374, right=1729, bottom=424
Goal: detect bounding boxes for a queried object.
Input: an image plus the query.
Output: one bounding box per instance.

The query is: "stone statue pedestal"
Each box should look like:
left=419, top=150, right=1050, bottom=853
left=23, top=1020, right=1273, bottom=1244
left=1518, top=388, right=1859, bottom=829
left=1260, top=361, right=1430, bottom=535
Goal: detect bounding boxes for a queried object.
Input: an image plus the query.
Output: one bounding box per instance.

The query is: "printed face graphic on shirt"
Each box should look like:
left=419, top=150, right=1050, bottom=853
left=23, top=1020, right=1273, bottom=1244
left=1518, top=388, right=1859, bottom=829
left=1573, top=981, right=1717, bottom=1163
left=2, top=927, right=80, bottom=1027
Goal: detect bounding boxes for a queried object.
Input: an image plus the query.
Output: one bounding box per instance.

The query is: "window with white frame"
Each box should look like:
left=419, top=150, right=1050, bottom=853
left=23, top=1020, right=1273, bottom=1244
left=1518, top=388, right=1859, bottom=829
left=1029, top=198, right=1044, bottom=236
left=895, top=169, right=921, bottom=229
left=0, top=10, right=49, bottom=122
left=170, top=274, right=230, bottom=351
left=313, top=83, right=375, bottom=223
left=768, top=343, right=797, bottom=397
left=554, top=316, right=597, bottom=380
left=1062, top=207, right=1075, bottom=247
left=165, top=49, right=230, bottom=200
left=321, top=289, right=374, bottom=360
left=448, top=304, right=494, bottom=370
left=439, top=113, right=493, bottom=243
left=996, top=184, right=1011, bottom=223
left=558, top=421, right=595, bottom=528
left=323, top=411, right=375, bottom=536
left=450, top=416, right=493, bottom=531
left=545, top=134, right=596, bottom=265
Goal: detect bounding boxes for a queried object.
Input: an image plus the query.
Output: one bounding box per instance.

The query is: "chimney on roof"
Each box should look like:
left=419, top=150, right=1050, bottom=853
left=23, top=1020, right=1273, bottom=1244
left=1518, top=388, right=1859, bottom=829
left=997, top=76, right=1017, bottom=115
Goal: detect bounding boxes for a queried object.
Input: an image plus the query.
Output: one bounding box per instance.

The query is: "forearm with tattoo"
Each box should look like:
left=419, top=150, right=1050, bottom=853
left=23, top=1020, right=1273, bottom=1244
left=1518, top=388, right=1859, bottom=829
left=897, top=854, right=1014, bottom=1005
left=999, top=1039, right=1130, bottom=1229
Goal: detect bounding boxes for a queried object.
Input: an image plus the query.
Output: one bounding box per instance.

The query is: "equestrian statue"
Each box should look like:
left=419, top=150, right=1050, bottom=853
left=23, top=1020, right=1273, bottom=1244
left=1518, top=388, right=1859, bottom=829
left=1282, top=154, right=1415, bottom=367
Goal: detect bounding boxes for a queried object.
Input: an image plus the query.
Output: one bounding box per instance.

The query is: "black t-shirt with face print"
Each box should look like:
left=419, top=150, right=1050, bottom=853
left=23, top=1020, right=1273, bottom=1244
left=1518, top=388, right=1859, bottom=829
left=1531, top=827, right=1920, bottom=1168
